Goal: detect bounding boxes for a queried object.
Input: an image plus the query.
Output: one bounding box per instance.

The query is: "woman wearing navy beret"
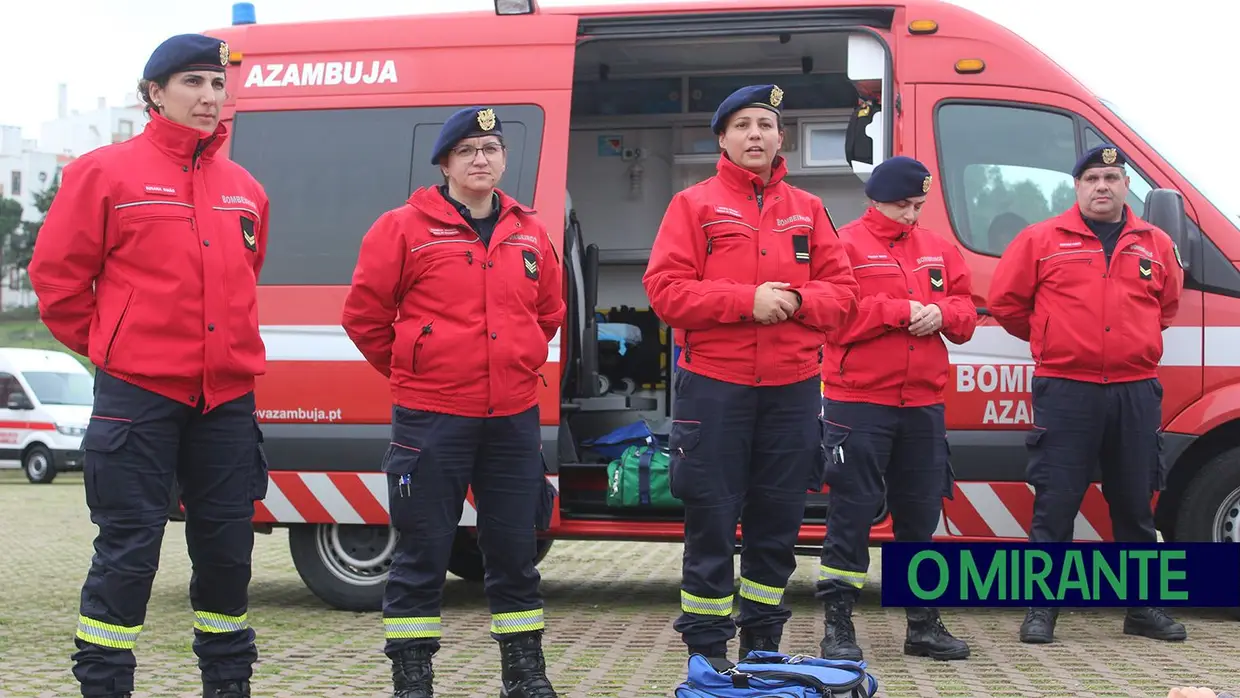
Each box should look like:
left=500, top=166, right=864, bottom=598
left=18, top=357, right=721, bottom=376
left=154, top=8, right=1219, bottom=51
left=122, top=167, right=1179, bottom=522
left=817, top=156, right=977, bottom=663
left=343, top=106, right=565, bottom=698
left=30, top=33, right=271, bottom=698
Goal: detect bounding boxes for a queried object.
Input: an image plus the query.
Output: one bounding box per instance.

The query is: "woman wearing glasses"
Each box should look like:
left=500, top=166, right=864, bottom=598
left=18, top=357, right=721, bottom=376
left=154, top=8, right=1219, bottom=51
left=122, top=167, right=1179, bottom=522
left=343, top=106, right=565, bottom=698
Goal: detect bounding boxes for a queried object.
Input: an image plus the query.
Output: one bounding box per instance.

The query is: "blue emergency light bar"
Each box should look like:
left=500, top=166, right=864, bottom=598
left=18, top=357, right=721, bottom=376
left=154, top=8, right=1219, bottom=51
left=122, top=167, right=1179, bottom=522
left=232, top=2, right=256, bottom=25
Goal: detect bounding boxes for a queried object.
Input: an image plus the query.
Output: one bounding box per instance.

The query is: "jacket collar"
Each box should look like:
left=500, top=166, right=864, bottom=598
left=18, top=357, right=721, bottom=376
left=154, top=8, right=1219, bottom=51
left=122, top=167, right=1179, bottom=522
left=1054, top=203, right=1149, bottom=239
left=142, top=111, right=228, bottom=163
left=861, top=206, right=916, bottom=240
left=715, top=152, right=788, bottom=193
left=408, top=186, right=533, bottom=228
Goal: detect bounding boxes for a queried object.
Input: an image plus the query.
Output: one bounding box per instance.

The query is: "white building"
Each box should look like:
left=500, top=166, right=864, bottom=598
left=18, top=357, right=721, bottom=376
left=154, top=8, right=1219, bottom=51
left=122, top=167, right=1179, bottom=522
left=38, top=84, right=146, bottom=159
left=0, top=130, right=68, bottom=224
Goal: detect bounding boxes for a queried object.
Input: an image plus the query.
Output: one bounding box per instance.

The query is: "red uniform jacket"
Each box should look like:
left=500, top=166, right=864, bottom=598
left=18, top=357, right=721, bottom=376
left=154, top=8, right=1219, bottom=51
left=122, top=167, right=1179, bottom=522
left=643, top=154, right=858, bottom=387
left=342, top=187, right=565, bottom=418
left=28, top=112, right=269, bottom=412
left=989, top=205, right=1184, bottom=384
left=822, top=208, right=978, bottom=407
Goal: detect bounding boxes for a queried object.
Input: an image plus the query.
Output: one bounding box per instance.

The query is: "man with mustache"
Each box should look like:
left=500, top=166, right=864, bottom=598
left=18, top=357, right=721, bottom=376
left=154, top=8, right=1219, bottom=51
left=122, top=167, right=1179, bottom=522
left=989, top=144, right=1187, bottom=645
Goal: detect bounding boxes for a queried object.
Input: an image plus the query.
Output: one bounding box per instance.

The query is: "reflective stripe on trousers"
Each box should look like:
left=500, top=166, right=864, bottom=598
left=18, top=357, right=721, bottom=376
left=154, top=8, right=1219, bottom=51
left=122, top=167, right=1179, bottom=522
left=819, top=565, right=866, bottom=589
left=491, top=609, right=545, bottom=635
left=76, top=615, right=142, bottom=650
left=384, top=616, right=443, bottom=639
left=680, top=590, right=733, bottom=616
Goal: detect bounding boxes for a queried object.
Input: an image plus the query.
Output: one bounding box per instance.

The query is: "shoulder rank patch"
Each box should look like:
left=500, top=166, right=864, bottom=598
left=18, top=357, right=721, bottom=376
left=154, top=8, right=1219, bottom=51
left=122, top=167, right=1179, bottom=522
left=928, top=267, right=944, bottom=291
left=240, top=216, right=257, bottom=252
left=522, top=249, right=539, bottom=280
left=1139, top=256, right=1153, bottom=280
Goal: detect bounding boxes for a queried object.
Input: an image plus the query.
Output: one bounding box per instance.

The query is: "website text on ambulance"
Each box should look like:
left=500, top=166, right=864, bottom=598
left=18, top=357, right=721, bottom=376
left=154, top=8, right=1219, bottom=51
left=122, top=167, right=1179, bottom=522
left=256, top=408, right=342, bottom=423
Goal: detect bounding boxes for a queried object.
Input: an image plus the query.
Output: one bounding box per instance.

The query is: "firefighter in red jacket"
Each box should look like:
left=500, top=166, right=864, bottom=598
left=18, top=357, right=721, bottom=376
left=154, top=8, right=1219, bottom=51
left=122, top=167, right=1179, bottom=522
left=342, top=106, right=565, bottom=698
left=27, top=35, right=268, bottom=698
left=990, top=143, right=1187, bottom=645
left=643, top=84, right=859, bottom=663
left=816, top=156, right=975, bottom=663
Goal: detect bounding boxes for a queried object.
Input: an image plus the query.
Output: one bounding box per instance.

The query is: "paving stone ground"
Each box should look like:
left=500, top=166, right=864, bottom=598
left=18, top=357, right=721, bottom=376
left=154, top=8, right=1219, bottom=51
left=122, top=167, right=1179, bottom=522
left=1, top=471, right=1237, bottom=698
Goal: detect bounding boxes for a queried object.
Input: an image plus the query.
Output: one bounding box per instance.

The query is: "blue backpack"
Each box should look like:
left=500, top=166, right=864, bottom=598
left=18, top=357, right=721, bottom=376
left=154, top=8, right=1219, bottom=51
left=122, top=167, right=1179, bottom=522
left=675, top=651, right=879, bottom=698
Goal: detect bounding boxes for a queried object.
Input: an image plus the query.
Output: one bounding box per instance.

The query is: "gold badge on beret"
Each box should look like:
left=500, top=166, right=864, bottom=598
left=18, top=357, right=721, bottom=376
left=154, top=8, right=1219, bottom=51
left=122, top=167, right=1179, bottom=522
left=477, top=108, right=497, bottom=131
left=769, top=85, right=784, bottom=108
left=1101, top=147, right=1117, bottom=165
left=923, top=174, right=933, bottom=193
left=219, top=41, right=230, bottom=67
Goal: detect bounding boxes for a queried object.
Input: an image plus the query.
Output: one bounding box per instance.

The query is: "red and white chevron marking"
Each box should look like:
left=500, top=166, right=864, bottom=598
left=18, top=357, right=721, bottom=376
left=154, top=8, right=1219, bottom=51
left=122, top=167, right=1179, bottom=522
left=934, top=481, right=1132, bottom=541
left=253, top=472, right=1127, bottom=542
left=253, top=472, right=561, bottom=527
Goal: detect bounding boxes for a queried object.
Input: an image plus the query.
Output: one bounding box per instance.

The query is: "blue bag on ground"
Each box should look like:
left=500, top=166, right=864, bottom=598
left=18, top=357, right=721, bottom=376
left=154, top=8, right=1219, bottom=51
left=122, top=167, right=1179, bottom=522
left=580, top=419, right=670, bottom=461
left=675, top=651, right=879, bottom=698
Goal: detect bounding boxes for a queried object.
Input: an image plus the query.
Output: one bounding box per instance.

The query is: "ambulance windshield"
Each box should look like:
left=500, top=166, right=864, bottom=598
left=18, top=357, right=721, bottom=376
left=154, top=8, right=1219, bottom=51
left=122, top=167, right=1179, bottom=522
left=24, top=371, right=94, bottom=406
left=1100, top=98, right=1240, bottom=232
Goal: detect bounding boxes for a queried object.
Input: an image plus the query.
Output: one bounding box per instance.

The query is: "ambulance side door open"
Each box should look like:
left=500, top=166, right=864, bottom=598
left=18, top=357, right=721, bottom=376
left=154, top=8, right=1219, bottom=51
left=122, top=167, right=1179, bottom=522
left=913, top=83, right=1207, bottom=482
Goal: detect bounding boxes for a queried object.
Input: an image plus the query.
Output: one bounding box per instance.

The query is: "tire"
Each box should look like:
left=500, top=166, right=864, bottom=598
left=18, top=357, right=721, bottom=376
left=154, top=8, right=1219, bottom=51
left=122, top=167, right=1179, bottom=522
left=447, top=528, right=555, bottom=582
left=1173, top=449, right=1240, bottom=620
left=288, top=523, right=397, bottom=612
left=24, top=445, right=55, bottom=484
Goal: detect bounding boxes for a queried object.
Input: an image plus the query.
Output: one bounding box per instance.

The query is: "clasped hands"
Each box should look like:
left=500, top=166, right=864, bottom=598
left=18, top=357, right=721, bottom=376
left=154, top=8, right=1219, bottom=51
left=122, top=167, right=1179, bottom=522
left=906, top=300, right=943, bottom=337
left=752, top=281, right=801, bottom=325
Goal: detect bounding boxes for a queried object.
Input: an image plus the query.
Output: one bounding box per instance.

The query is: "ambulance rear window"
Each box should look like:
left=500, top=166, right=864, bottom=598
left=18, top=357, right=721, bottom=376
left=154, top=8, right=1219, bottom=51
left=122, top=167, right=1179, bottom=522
left=229, top=105, right=546, bottom=286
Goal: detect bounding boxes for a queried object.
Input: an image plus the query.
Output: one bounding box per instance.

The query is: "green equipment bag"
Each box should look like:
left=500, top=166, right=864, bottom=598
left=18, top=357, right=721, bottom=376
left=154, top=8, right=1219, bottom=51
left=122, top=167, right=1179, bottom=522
left=606, top=445, right=682, bottom=509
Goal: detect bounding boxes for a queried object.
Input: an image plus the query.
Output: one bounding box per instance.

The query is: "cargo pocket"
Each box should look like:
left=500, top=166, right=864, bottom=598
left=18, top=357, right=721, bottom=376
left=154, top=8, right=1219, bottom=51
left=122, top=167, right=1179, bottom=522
left=249, top=416, right=270, bottom=502
left=1024, top=426, right=1048, bottom=487
left=82, top=416, right=133, bottom=511
left=939, top=437, right=956, bottom=501
left=822, top=422, right=851, bottom=488
left=536, top=452, right=556, bottom=532
left=668, top=419, right=702, bottom=502
left=809, top=416, right=829, bottom=491
left=382, top=441, right=423, bottom=532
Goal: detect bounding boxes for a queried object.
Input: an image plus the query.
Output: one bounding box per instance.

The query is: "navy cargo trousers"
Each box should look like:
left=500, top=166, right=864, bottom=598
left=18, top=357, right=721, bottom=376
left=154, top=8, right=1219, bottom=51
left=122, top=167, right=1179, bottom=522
left=73, top=371, right=267, bottom=697
left=816, top=400, right=954, bottom=602
left=1026, top=376, right=1163, bottom=544
left=381, top=404, right=556, bottom=656
left=669, top=368, right=823, bottom=650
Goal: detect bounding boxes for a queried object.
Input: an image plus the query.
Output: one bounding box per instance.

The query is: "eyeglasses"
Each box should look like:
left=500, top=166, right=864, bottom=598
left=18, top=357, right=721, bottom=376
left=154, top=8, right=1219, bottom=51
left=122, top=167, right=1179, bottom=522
left=451, top=143, right=505, bottom=160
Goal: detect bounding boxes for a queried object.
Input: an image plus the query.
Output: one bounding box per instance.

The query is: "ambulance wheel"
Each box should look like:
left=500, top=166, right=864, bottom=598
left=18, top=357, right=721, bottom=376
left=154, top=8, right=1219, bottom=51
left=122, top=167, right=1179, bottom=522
left=1173, top=450, right=1240, bottom=620
left=288, top=523, right=396, bottom=612
left=447, top=527, right=554, bottom=582
left=24, top=445, right=55, bottom=484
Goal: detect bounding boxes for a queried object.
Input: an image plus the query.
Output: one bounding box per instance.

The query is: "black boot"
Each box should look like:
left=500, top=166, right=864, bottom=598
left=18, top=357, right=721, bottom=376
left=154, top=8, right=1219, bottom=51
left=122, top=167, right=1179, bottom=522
left=1123, top=607, right=1187, bottom=641
left=498, top=631, right=557, bottom=698
left=203, top=680, right=250, bottom=698
left=390, top=645, right=435, bottom=698
left=737, top=628, right=780, bottom=662
left=687, top=642, right=729, bottom=660
left=819, top=599, right=863, bottom=662
left=903, top=608, right=970, bottom=660
left=1018, top=607, right=1058, bottom=644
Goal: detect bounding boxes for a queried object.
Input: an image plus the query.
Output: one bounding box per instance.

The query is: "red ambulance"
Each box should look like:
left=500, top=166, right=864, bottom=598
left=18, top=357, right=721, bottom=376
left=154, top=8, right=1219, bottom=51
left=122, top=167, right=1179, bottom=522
left=187, top=0, right=1239, bottom=611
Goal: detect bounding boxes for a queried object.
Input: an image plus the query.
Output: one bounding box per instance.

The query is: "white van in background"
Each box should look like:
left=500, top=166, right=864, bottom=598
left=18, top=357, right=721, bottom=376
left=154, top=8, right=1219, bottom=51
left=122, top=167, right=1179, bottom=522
left=0, top=348, right=92, bottom=483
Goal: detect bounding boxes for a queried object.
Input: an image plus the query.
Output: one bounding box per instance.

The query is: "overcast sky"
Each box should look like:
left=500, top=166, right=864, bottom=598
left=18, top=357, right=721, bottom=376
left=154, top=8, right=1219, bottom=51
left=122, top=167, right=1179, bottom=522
left=4, top=0, right=1236, bottom=216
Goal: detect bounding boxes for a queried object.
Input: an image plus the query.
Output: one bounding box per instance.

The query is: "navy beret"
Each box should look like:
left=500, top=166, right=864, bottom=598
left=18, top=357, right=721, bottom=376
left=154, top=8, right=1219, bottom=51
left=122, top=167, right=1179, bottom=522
left=143, top=34, right=229, bottom=81
left=1072, top=143, right=1128, bottom=178
left=431, top=106, right=504, bottom=165
left=710, top=84, right=784, bottom=134
left=865, top=156, right=934, bottom=202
